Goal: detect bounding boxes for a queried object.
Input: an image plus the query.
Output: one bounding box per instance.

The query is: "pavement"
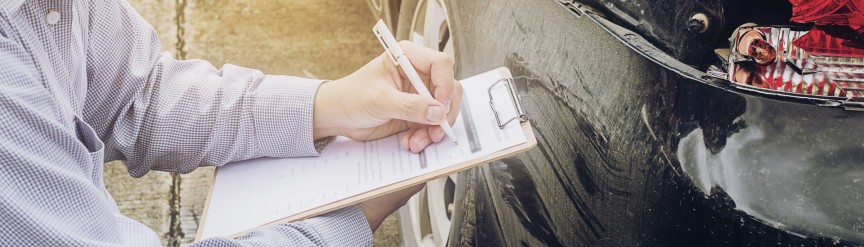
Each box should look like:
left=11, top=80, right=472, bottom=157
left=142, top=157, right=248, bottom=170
left=107, top=1, right=398, bottom=246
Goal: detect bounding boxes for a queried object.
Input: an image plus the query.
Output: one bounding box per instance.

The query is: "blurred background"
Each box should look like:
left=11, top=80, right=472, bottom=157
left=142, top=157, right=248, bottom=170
left=105, top=0, right=398, bottom=246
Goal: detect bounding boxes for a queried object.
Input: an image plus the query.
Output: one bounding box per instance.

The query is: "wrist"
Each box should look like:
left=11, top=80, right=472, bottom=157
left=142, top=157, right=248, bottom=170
left=358, top=203, right=384, bottom=232
left=312, top=81, right=345, bottom=139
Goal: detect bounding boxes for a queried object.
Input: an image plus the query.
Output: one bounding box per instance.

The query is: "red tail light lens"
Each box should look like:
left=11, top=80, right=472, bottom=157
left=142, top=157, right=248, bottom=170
left=790, top=0, right=864, bottom=25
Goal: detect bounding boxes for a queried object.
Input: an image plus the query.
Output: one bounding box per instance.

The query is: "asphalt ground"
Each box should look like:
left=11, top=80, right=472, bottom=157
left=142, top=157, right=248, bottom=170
left=106, top=1, right=399, bottom=246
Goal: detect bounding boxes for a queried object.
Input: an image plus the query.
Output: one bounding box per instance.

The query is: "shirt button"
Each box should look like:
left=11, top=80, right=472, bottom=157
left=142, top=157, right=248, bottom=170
left=46, top=11, right=60, bottom=25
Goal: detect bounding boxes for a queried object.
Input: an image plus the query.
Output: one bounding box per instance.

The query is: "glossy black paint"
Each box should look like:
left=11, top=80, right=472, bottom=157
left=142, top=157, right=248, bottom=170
left=443, top=0, right=863, bottom=246
left=572, top=0, right=796, bottom=66
left=572, top=0, right=729, bottom=65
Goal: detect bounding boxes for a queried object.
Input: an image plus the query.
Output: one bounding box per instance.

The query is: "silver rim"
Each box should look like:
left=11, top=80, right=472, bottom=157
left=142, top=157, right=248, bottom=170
left=398, top=0, right=455, bottom=246
left=369, top=0, right=383, bottom=13
left=409, top=0, right=454, bottom=58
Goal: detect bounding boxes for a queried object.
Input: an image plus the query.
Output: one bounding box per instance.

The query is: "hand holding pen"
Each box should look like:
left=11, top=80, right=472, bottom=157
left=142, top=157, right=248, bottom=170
left=311, top=20, right=463, bottom=153
left=373, top=20, right=459, bottom=145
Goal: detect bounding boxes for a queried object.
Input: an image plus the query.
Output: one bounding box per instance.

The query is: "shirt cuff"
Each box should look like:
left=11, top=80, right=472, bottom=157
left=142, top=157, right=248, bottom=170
left=301, top=205, right=373, bottom=246
left=252, top=75, right=330, bottom=157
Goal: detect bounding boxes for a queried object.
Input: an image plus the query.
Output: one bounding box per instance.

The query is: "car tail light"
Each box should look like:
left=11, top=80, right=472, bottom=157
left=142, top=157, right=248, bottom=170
left=790, top=0, right=864, bottom=25
left=727, top=26, right=849, bottom=98
left=793, top=27, right=864, bottom=58
left=720, top=1, right=864, bottom=99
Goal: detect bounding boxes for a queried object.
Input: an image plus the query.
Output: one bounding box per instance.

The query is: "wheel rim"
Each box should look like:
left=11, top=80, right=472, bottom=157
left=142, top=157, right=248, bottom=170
left=399, top=1, right=456, bottom=246
left=410, top=0, right=454, bottom=58
left=370, top=0, right=383, bottom=12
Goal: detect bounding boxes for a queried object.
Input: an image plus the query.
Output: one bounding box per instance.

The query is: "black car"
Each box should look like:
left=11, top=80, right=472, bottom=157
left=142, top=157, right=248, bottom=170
left=365, top=0, right=864, bottom=246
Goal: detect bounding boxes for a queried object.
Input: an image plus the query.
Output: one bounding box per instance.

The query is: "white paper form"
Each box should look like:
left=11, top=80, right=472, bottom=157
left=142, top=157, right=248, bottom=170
left=199, top=69, right=527, bottom=239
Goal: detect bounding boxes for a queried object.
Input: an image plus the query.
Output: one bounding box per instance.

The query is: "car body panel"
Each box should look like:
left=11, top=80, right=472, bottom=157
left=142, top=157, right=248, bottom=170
left=444, top=0, right=864, bottom=245
left=568, top=0, right=730, bottom=65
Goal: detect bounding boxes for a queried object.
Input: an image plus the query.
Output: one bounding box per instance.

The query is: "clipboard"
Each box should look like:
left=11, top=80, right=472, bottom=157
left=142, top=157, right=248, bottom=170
left=195, top=67, right=536, bottom=241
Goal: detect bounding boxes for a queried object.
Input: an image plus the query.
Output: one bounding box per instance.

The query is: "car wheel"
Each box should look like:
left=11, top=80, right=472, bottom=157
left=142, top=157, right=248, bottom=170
left=392, top=0, right=458, bottom=246
left=366, top=0, right=401, bottom=31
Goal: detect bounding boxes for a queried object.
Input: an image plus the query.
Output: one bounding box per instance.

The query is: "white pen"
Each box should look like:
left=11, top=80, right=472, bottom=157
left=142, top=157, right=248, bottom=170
left=373, top=19, right=459, bottom=145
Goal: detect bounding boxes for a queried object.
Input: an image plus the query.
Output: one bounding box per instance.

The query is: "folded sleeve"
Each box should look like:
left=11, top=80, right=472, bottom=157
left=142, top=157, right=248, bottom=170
left=193, top=206, right=373, bottom=247
left=83, top=1, right=328, bottom=177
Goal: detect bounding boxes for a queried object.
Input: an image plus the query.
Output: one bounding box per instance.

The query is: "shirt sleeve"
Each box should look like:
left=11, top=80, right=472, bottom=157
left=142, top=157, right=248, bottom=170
left=0, top=33, right=371, bottom=246
left=193, top=206, right=373, bottom=247
left=83, top=0, right=328, bottom=177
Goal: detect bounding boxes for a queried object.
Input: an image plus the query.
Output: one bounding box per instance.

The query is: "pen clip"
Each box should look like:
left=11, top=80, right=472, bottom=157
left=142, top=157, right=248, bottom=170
left=374, top=29, right=400, bottom=66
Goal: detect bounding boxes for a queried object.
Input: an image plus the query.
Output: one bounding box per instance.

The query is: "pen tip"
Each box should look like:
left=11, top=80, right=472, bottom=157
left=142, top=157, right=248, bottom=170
left=454, top=140, right=459, bottom=145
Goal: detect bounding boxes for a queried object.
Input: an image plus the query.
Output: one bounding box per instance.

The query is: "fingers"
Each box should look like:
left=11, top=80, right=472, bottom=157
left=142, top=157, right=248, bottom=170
left=383, top=91, right=446, bottom=125
left=395, top=80, right=462, bottom=153
left=407, top=128, right=431, bottom=153
left=397, top=41, right=455, bottom=107
left=358, top=183, right=425, bottom=232
left=402, top=184, right=425, bottom=197
left=399, top=128, right=417, bottom=150
left=377, top=41, right=459, bottom=153
left=428, top=125, right=444, bottom=143
left=399, top=126, right=450, bottom=153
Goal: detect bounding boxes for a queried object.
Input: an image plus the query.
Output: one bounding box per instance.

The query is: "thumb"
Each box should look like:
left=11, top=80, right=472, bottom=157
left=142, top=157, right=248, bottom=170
left=384, top=91, right=445, bottom=125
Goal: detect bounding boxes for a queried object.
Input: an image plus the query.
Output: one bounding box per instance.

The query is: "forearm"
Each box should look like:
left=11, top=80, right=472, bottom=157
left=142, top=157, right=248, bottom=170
left=84, top=0, right=331, bottom=176
left=94, top=54, right=328, bottom=176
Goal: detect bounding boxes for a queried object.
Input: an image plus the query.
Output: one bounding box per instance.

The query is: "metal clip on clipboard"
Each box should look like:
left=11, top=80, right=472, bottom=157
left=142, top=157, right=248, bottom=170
left=488, top=77, right=528, bottom=129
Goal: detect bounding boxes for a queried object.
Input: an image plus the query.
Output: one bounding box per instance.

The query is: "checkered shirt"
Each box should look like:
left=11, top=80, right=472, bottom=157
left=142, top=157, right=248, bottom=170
left=0, top=0, right=372, bottom=246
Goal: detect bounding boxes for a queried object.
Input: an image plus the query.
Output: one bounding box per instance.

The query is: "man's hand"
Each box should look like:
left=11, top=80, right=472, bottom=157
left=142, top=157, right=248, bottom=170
left=358, top=184, right=424, bottom=232
left=313, top=41, right=463, bottom=153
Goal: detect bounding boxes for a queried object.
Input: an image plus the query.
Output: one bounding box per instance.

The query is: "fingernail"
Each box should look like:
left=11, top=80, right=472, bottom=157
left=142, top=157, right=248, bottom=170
left=419, top=138, right=430, bottom=149
left=427, top=106, right=443, bottom=122
left=434, top=127, right=443, bottom=138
